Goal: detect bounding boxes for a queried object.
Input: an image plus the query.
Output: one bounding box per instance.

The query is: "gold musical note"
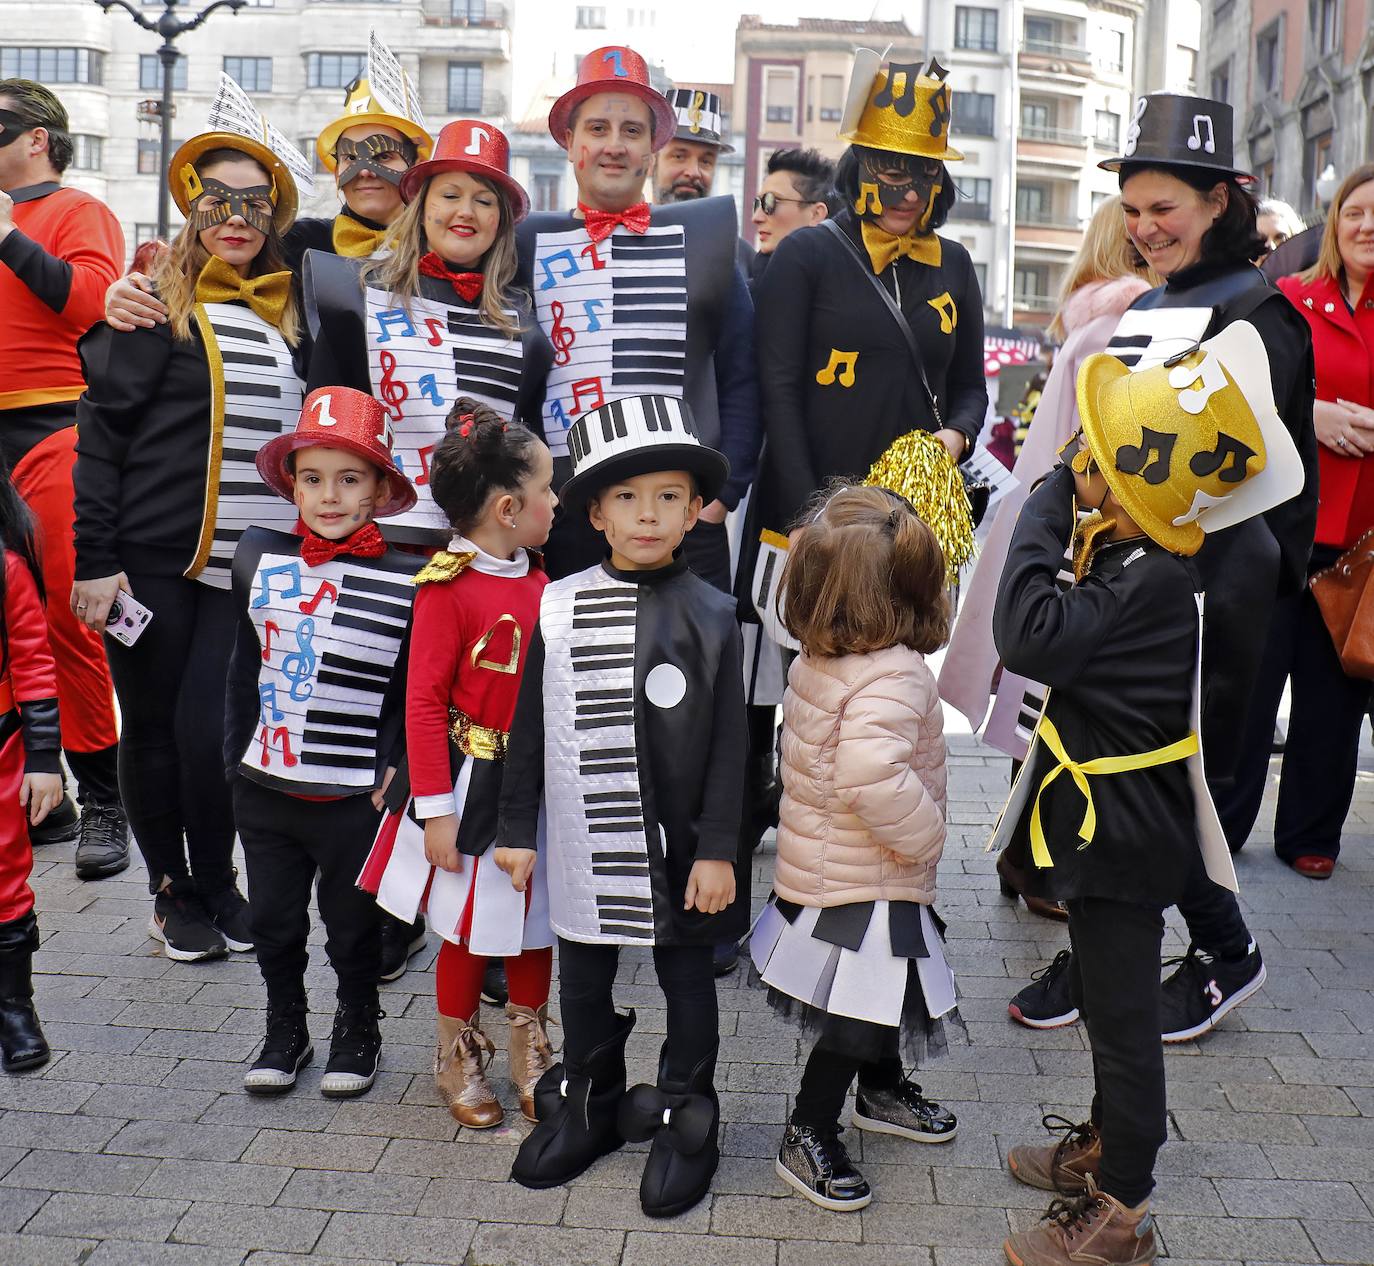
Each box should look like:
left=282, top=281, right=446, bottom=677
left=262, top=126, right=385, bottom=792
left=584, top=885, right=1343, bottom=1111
left=688, top=90, right=705, bottom=134
left=854, top=181, right=882, bottom=215
left=927, top=291, right=958, bottom=335
left=815, top=349, right=858, bottom=388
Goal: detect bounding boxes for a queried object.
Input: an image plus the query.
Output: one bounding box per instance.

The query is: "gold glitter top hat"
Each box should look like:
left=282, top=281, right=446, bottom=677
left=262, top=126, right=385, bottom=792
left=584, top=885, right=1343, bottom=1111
left=1074, top=321, right=1302, bottom=556
left=838, top=48, right=963, bottom=162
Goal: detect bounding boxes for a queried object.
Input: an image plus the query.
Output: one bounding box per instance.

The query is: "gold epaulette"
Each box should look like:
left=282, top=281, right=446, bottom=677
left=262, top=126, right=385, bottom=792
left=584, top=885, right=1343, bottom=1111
left=413, top=550, right=477, bottom=586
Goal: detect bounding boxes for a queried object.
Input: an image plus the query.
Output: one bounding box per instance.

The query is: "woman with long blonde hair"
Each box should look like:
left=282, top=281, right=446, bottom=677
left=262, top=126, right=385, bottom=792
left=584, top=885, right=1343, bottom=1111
left=70, top=130, right=306, bottom=964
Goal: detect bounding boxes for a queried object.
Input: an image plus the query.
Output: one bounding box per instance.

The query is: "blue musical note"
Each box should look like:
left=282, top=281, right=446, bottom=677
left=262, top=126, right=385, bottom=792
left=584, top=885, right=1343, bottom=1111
left=258, top=682, right=284, bottom=724
left=539, top=249, right=581, bottom=291
left=417, top=373, right=444, bottom=406
left=251, top=562, right=303, bottom=610
left=280, top=618, right=317, bottom=702
left=582, top=298, right=605, bottom=332
left=550, top=399, right=572, bottom=431
left=373, top=307, right=416, bottom=344
left=603, top=48, right=628, bottom=77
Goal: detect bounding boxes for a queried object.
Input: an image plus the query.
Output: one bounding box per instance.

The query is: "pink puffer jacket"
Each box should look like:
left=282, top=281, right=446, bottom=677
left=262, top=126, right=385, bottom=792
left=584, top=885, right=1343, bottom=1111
left=773, top=645, right=947, bottom=907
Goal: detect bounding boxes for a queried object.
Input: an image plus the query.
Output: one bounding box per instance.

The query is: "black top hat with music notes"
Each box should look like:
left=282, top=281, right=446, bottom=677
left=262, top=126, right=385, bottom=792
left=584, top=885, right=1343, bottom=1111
left=664, top=88, right=734, bottom=153
left=1099, top=93, right=1254, bottom=183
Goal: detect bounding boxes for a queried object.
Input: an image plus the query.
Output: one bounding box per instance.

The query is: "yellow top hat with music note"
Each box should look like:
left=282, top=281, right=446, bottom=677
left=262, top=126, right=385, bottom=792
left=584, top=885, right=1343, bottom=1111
left=1075, top=321, right=1302, bottom=555
left=838, top=49, right=963, bottom=162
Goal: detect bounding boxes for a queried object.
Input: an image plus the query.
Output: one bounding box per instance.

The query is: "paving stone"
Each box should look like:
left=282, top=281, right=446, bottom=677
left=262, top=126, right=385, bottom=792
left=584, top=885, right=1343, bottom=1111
left=780, top=1250, right=932, bottom=1266
left=276, top=1167, right=428, bottom=1215
left=711, top=1194, right=862, bottom=1243
left=0, top=1184, right=51, bottom=1231
left=416, top=1175, right=564, bottom=1224
left=0, top=1078, right=98, bottom=1113
left=172, top=1202, right=329, bottom=1252
left=1215, top=1177, right=1371, bottom=1221
left=374, top=1137, right=519, bottom=1181
left=467, top=1223, right=624, bottom=1266
left=623, top=1230, right=776, bottom=1266
left=80, top=1083, right=219, bottom=1122
left=313, top=1210, right=477, bottom=1262
left=861, top=1201, right=1012, bottom=1247
left=2, top=1149, right=158, bottom=1197
left=24, top=1191, right=189, bottom=1241
left=325, top=1101, right=459, bottom=1141
left=1224, top=1083, right=1359, bottom=1116
left=138, top=1158, right=293, bottom=1206
left=0, top=1231, right=97, bottom=1265
left=562, top=1183, right=711, bottom=1233
left=241, top=1129, right=389, bottom=1173
left=1159, top=1213, right=1317, bottom=1260
left=104, top=1119, right=256, bottom=1162
left=1303, top=1219, right=1374, bottom=1265
left=83, top=1244, right=247, bottom=1265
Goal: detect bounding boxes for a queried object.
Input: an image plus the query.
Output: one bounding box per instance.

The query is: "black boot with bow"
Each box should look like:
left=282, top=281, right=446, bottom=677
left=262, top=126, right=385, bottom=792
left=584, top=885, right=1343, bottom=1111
left=511, top=1008, right=635, bottom=1189
left=0, top=912, right=49, bottom=1072
left=619, top=1043, right=720, bottom=1218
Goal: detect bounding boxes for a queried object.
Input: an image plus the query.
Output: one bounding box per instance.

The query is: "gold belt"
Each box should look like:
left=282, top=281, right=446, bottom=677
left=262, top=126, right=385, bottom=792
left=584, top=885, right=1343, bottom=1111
left=448, top=706, right=508, bottom=761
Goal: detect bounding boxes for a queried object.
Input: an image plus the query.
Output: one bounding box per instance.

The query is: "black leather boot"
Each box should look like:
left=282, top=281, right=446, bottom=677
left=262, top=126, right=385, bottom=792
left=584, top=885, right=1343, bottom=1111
left=511, top=1008, right=635, bottom=1189
left=619, top=1043, right=720, bottom=1218
left=0, top=912, right=50, bottom=1072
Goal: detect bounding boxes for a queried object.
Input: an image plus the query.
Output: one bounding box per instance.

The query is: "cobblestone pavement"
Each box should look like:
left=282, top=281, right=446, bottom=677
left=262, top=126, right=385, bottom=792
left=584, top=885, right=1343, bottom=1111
left=5, top=735, right=1374, bottom=1265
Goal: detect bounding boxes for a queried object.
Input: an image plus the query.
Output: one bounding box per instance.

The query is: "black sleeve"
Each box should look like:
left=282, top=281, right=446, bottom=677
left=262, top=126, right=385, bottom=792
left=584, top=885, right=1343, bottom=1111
left=713, top=267, right=762, bottom=510
left=497, top=623, right=546, bottom=850
left=992, top=464, right=1119, bottom=688
left=223, top=562, right=262, bottom=779
left=302, top=251, right=371, bottom=395
left=942, top=248, right=989, bottom=451
left=17, top=698, right=61, bottom=775
left=376, top=619, right=412, bottom=784
left=692, top=620, right=747, bottom=863
left=0, top=227, right=71, bottom=313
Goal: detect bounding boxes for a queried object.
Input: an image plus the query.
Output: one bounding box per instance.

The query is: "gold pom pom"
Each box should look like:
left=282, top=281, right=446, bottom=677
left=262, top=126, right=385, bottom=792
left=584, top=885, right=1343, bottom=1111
left=863, top=430, right=977, bottom=578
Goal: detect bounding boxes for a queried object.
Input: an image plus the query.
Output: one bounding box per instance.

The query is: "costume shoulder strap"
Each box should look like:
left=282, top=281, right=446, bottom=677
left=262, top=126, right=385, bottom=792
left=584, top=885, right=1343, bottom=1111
left=414, top=549, right=477, bottom=586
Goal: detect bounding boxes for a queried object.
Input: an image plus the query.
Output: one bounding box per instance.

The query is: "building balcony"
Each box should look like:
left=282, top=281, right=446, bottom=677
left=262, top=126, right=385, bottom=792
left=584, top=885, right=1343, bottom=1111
left=949, top=202, right=992, bottom=223
left=1015, top=222, right=1082, bottom=250
left=1013, top=293, right=1056, bottom=312
left=1020, top=126, right=1087, bottom=147
left=1023, top=39, right=1086, bottom=60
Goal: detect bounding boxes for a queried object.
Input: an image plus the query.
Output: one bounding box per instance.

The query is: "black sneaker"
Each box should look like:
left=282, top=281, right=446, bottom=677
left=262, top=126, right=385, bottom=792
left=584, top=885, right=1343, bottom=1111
left=713, top=940, right=740, bottom=977
left=853, top=1075, right=958, bottom=1143
left=29, top=795, right=78, bottom=847
left=480, top=959, right=508, bottom=1007
left=320, top=1001, right=383, bottom=1098
left=775, top=1123, right=871, bottom=1211
left=243, top=1003, right=313, bottom=1094
left=1009, top=949, right=1080, bottom=1029
left=74, top=801, right=130, bottom=879
left=201, top=879, right=254, bottom=953
left=379, top=913, right=426, bottom=982
left=149, top=885, right=228, bottom=963
left=1161, top=941, right=1266, bottom=1043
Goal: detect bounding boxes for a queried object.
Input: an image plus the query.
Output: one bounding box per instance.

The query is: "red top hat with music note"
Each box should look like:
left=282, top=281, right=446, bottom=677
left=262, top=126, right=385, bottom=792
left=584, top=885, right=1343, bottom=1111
left=548, top=46, right=677, bottom=152
left=398, top=120, right=529, bottom=221
left=257, top=386, right=418, bottom=517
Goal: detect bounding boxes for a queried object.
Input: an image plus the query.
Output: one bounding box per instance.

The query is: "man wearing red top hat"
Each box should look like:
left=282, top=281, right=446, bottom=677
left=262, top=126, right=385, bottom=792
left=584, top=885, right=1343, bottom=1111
left=224, top=385, right=423, bottom=1101
left=515, top=45, right=760, bottom=589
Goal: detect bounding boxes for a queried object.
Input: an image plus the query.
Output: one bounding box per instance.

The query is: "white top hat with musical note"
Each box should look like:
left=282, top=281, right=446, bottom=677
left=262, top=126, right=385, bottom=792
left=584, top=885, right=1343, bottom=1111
left=1099, top=93, right=1254, bottom=183
left=559, top=394, right=729, bottom=511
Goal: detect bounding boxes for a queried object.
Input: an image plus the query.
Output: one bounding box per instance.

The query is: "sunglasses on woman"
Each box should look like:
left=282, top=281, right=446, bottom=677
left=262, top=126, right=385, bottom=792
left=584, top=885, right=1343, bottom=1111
left=752, top=191, right=816, bottom=216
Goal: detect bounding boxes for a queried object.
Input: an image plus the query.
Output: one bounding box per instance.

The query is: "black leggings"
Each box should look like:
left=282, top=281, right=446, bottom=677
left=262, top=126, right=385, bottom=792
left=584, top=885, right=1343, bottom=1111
left=558, top=937, right=717, bottom=1082
left=103, top=574, right=238, bottom=895
left=791, top=1032, right=903, bottom=1132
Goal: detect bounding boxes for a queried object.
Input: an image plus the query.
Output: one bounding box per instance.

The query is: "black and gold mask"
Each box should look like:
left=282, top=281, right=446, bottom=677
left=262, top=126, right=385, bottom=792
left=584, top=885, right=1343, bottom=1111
left=334, top=132, right=417, bottom=188
left=853, top=147, right=944, bottom=232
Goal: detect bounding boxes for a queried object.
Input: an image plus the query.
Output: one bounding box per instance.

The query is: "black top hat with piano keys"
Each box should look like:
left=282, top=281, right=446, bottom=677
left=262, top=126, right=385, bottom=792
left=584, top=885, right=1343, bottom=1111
left=1099, top=93, right=1254, bottom=184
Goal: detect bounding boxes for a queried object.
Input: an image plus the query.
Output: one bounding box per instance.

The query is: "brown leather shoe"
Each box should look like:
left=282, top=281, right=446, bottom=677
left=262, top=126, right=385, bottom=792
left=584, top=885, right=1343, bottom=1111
left=507, top=1002, right=556, bottom=1123
left=997, top=850, right=1069, bottom=920
left=1004, top=1181, right=1156, bottom=1265
left=1007, top=1116, right=1101, bottom=1193
left=435, top=1011, right=503, bottom=1128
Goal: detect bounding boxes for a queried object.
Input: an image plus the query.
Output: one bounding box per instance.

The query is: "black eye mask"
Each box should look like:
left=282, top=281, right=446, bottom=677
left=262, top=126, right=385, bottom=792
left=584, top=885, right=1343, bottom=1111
left=854, top=149, right=943, bottom=231
left=0, top=108, right=31, bottom=149
left=335, top=133, right=418, bottom=188
left=186, top=176, right=276, bottom=235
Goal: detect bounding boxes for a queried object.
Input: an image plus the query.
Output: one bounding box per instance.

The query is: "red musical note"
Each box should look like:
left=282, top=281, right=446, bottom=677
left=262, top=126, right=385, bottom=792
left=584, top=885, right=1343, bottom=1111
left=570, top=376, right=605, bottom=416
left=423, top=317, right=445, bottom=347
left=580, top=240, right=606, bottom=270
left=415, top=444, right=436, bottom=486
left=550, top=300, right=575, bottom=367
left=259, top=724, right=298, bottom=768
left=378, top=351, right=408, bottom=423
left=299, top=580, right=338, bottom=615
left=261, top=620, right=281, bottom=662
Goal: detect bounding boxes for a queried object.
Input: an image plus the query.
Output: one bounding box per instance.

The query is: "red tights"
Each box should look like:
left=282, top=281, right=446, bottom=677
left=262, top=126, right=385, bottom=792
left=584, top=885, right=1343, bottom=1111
left=435, top=941, right=552, bottom=1020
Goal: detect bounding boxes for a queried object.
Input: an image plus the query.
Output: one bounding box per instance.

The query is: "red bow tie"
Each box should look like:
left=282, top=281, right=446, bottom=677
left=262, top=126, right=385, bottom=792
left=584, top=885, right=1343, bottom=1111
left=418, top=252, right=484, bottom=302
left=301, top=522, right=387, bottom=568
left=578, top=201, right=651, bottom=244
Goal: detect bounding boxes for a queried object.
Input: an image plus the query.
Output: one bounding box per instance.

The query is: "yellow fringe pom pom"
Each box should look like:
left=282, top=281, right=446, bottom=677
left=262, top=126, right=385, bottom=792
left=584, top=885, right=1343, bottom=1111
left=863, top=430, right=977, bottom=578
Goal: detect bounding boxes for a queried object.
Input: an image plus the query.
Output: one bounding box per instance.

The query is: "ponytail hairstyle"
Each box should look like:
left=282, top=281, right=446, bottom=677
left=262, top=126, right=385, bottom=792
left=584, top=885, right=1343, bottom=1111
left=0, top=448, right=46, bottom=674
left=781, top=482, right=950, bottom=658
left=428, top=396, right=542, bottom=535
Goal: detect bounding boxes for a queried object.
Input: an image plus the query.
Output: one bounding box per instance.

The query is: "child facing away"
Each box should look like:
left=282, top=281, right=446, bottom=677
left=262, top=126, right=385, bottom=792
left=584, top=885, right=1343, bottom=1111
left=749, top=485, right=960, bottom=1212
left=989, top=321, right=1303, bottom=1266
left=225, top=386, right=422, bottom=1099
left=498, top=393, right=747, bottom=1219
left=358, top=398, right=558, bottom=1129
left=0, top=459, right=63, bottom=1073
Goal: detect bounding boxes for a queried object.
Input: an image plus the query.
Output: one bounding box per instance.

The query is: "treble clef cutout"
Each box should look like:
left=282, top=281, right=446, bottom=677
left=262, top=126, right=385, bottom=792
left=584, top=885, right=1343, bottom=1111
left=1123, top=97, right=1149, bottom=157
left=550, top=300, right=575, bottom=367
left=378, top=351, right=408, bottom=423
left=280, top=618, right=317, bottom=702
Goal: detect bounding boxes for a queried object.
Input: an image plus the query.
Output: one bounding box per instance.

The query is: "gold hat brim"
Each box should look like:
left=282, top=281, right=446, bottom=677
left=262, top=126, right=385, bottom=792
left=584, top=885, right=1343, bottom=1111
left=315, top=112, right=434, bottom=172
left=839, top=123, right=964, bottom=162
left=168, top=132, right=298, bottom=233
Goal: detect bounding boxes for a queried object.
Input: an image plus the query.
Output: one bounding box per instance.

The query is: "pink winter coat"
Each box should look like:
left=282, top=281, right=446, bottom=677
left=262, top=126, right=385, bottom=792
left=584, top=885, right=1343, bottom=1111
left=772, top=645, right=947, bottom=907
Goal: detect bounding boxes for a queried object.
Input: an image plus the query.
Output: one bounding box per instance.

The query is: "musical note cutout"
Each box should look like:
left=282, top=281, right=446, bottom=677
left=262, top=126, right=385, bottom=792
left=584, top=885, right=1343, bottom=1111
left=926, top=83, right=951, bottom=138
left=1115, top=427, right=1177, bottom=485
left=258, top=724, right=298, bottom=768
left=688, top=90, right=705, bottom=133
left=550, top=399, right=572, bottom=431
left=470, top=613, right=522, bottom=674
left=540, top=249, right=581, bottom=291
left=415, top=444, right=436, bottom=486
left=464, top=125, right=492, bottom=155
left=373, top=307, right=416, bottom=344
left=1189, top=433, right=1256, bottom=484
left=583, top=298, right=605, bottom=332
left=1172, top=487, right=1233, bottom=527
left=1167, top=352, right=1228, bottom=415
left=261, top=619, right=281, bottom=661
left=310, top=393, right=339, bottom=427
left=569, top=377, right=605, bottom=416
left=252, top=563, right=303, bottom=610
left=378, top=350, right=408, bottom=422
left=423, top=317, right=445, bottom=347
left=299, top=579, right=338, bottom=615
left=1186, top=113, right=1215, bottom=155
left=580, top=240, right=606, bottom=270
left=281, top=618, right=318, bottom=702
left=1123, top=97, right=1149, bottom=157
left=872, top=62, right=922, bottom=118
left=927, top=291, right=958, bottom=335
left=603, top=48, right=628, bottom=77
left=418, top=373, right=444, bottom=405
left=855, top=182, right=883, bottom=215
left=550, top=301, right=575, bottom=366
left=815, top=349, right=858, bottom=388
left=258, top=682, right=284, bottom=724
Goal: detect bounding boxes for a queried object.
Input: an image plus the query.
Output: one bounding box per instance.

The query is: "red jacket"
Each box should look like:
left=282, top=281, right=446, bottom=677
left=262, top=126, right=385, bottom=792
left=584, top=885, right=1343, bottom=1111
left=1277, top=271, right=1374, bottom=549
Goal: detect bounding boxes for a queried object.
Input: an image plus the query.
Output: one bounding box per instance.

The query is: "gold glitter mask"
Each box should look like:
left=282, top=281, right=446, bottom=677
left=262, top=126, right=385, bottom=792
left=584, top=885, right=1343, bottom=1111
left=184, top=173, right=277, bottom=236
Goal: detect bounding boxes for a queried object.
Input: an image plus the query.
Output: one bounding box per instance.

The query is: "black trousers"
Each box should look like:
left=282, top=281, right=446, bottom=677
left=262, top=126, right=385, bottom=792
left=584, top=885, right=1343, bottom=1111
left=791, top=1031, right=902, bottom=1132
left=558, top=937, right=717, bottom=1083
left=104, top=574, right=238, bottom=894
left=1217, top=574, right=1371, bottom=863
left=234, top=777, right=382, bottom=1007
left=1067, top=898, right=1167, bottom=1208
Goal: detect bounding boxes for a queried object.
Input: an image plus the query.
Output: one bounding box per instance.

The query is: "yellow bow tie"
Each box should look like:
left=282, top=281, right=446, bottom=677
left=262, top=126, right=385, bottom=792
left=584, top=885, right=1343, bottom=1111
left=860, top=220, right=942, bottom=274
left=332, top=213, right=388, bottom=258
left=195, top=256, right=292, bottom=329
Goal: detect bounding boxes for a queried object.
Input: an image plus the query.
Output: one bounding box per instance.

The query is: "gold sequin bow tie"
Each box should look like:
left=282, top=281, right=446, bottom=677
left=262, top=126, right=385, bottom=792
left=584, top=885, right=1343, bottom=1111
left=331, top=214, right=388, bottom=259
left=860, top=219, right=942, bottom=274
left=195, top=256, right=292, bottom=329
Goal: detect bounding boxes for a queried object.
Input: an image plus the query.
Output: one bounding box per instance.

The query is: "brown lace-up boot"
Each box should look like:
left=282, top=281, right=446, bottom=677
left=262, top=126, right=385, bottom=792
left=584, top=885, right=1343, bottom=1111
left=1004, top=1178, right=1156, bottom=1265
left=507, top=1002, right=555, bottom=1123
left=435, top=1010, right=502, bottom=1128
left=1007, top=1115, right=1102, bottom=1193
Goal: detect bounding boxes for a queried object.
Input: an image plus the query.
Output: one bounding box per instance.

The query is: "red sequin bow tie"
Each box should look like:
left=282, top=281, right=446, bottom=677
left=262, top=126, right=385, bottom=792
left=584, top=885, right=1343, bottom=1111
left=417, top=252, right=484, bottom=302
left=301, top=522, right=387, bottom=568
left=578, top=201, right=651, bottom=244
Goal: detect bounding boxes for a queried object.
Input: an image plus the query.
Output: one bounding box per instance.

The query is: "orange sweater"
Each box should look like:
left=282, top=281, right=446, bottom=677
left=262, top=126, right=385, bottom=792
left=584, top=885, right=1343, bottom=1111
left=0, top=182, right=124, bottom=411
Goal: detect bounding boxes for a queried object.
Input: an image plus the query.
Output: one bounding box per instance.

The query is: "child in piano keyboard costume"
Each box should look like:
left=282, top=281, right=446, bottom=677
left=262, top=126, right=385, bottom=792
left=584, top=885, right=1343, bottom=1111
left=225, top=386, right=421, bottom=1098
left=498, top=393, right=747, bottom=1218
left=358, top=398, right=558, bottom=1129
left=748, top=484, right=960, bottom=1214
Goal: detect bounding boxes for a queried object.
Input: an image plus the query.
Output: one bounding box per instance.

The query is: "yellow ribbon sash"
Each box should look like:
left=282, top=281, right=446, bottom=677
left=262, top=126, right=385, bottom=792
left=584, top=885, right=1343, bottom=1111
left=1029, top=715, right=1198, bottom=868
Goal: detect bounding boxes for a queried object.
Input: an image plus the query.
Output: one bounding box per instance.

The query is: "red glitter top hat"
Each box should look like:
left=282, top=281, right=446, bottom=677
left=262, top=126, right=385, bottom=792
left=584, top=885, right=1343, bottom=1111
left=548, top=46, right=677, bottom=153
left=399, top=119, right=529, bottom=221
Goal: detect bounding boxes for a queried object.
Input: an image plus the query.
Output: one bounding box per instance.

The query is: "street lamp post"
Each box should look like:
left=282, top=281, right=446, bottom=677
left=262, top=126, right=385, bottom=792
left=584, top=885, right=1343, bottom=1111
left=93, top=0, right=247, bottom=238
